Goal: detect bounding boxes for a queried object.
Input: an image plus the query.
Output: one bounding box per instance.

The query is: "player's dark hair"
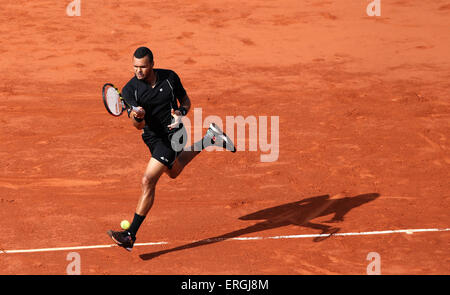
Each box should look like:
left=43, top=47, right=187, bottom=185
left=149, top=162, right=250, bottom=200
left=134, top=47, right=153, bottom=62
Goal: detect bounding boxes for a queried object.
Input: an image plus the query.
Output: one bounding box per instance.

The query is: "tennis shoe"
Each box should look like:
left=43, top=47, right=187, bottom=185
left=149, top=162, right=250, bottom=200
left=107, top=230, right=136, bottom=251
left=205, top=123, right=236, bottom=152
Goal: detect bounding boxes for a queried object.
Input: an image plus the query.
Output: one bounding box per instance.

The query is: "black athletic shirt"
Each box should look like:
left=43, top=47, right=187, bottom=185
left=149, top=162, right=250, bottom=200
left=121, top=69, right=187, bottom=137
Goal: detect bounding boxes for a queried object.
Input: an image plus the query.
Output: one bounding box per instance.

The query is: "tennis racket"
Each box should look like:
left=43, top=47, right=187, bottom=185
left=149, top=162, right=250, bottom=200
left=102, top=83, right=139, bottom=117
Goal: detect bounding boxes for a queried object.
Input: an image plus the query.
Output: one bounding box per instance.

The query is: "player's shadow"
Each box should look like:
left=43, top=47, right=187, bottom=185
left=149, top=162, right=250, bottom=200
left=139, top=193, right=380, bottom=261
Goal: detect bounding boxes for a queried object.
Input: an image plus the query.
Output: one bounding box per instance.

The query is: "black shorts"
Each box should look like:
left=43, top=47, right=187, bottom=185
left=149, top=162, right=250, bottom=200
left=141, top=126, right=187, bottom=169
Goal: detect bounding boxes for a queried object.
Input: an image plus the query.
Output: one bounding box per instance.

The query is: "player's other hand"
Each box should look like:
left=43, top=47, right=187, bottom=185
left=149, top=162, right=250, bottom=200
left=131, top=106, right=145, bottom=119
left=168, top=109, right=182, bottom=130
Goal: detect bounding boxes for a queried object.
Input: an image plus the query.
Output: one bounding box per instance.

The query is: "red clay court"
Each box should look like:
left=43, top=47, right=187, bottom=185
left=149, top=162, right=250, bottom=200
left=0, top=0, right=449, bottom=274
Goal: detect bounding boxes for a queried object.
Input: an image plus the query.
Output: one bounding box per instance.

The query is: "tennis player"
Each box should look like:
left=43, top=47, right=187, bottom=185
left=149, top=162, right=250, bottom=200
left=107, top=47, right=236, bottom=251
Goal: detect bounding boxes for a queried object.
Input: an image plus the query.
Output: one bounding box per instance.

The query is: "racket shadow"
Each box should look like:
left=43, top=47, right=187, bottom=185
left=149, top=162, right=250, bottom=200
left=139, top=193, right=380, bottom=261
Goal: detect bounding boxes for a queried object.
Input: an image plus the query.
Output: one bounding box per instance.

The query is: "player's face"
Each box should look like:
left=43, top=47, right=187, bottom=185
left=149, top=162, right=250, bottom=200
left=133, top=56, right=153, bottom=80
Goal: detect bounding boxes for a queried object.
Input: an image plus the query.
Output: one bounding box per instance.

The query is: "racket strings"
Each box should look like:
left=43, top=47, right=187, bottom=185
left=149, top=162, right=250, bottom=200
left=105, top=86, right=122, bottom=116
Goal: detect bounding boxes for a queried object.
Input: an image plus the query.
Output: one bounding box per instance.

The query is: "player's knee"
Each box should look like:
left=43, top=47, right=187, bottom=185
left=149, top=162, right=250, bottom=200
left=167, top=169, right=178, bottom=179
left=142, top=174, right=158, bottom=188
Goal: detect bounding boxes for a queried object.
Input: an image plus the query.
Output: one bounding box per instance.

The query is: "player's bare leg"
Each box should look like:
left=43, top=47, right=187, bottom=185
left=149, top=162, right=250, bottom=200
left=107, top=157, right=166, bottom=251
left=166, top=149, right=200, bottom=179
left=165, top=123, right=236, bottom=179
left=136, top=157, right=167, bottom=215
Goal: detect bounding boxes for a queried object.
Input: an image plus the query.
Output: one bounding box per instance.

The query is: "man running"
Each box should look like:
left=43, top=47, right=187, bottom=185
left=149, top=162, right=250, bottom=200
left=107, top=47, right=236, bottom=251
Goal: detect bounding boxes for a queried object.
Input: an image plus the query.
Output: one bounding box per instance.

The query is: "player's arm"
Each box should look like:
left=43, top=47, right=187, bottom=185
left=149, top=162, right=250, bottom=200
left=168, top=94, right=190, bottom=130
left=168, top=71, right=189, bottom=130
left=122, top=85, right=146, bottom=130
left=172, top=70, right=190, bottom=116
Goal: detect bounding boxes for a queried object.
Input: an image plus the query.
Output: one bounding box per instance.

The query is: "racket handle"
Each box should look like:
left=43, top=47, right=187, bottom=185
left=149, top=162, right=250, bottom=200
left=131, top=106, right=145, bottom=118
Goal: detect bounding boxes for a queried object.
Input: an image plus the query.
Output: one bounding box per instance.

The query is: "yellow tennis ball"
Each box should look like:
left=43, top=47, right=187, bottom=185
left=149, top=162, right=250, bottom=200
left=120, top=220, right=130, bottom=230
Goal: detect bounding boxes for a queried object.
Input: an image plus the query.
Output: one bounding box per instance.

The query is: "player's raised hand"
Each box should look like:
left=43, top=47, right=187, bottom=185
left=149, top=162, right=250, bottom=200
left=168, top=109, right=182, bottom=130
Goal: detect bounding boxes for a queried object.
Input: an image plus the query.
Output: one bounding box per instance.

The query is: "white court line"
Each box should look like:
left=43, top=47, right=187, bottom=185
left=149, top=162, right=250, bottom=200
left=0, top=228, right=448, bottom=254
left=0, top=242, right=167, bottom=254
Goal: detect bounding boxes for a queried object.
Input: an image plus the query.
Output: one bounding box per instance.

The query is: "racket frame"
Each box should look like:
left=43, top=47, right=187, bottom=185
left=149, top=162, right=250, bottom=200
left=102, top=83, right=134, bottom=117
